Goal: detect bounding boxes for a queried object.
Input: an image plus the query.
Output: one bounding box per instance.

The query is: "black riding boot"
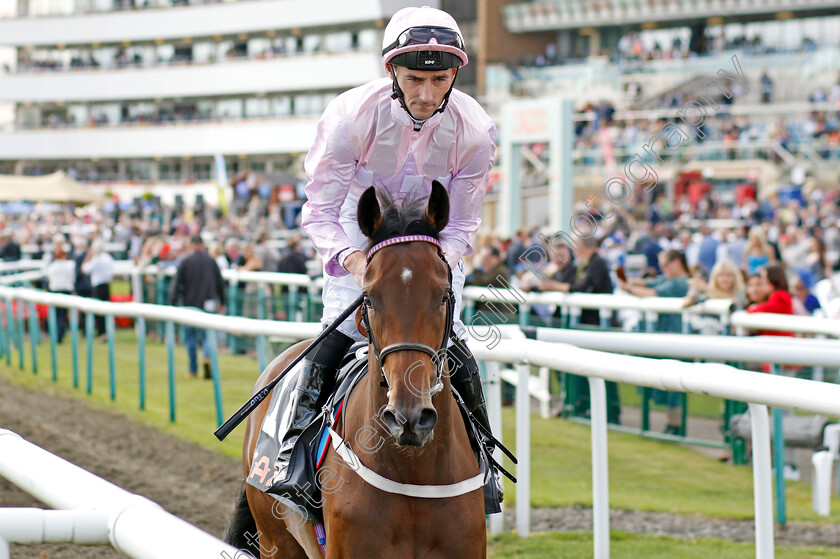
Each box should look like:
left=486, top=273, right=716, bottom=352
left=273, top=329, right=354, bottom=483
left=448, top=337, right=503, bottom=512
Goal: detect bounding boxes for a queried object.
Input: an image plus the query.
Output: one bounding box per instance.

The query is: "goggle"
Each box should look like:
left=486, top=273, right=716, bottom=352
left=382, top=26, right=465, bottom=56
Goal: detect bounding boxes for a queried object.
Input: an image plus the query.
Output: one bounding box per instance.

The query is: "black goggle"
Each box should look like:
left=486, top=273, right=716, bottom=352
left=382, top=26, right=464, bottom=56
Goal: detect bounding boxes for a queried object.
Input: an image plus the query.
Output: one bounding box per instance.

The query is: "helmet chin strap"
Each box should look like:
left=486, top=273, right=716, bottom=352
left=389, top=65, right=459, bottom=129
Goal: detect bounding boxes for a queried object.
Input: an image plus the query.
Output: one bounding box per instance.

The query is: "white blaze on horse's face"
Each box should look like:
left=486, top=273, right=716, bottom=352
left=401, top=268, right=413, bottom=285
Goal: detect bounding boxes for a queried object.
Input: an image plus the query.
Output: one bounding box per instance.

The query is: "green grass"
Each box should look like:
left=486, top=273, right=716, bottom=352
left=488, top=532, right=838, bottom=558
left=617, top=382, right=726, bottom=420
left=110, top=280, right=132, bottom=297
left=499, top=407, right=840, bottom=522
left=3, top=328, right=840, bottom=525
left=0, top=328, right=256, bottom=460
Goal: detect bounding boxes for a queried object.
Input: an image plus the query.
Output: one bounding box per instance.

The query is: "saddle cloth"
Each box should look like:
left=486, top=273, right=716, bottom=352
left=246, top=346, right=369, bottom=523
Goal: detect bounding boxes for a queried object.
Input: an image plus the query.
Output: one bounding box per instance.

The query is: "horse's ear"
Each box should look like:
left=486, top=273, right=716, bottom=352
left=357, top=186, right=381, bottom=238
left=425, top=180, right=449, bottom=233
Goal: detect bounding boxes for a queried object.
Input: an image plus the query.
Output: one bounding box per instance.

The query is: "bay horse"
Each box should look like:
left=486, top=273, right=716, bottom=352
left=226, top=183, right=486, bottom=558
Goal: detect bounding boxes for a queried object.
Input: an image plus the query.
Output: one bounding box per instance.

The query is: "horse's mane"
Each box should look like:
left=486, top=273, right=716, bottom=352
left=366, top=189, right=439, bottom=250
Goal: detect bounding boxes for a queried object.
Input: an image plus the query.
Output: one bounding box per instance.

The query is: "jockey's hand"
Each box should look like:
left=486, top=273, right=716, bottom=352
left=343, top=251, right=366, bottom=288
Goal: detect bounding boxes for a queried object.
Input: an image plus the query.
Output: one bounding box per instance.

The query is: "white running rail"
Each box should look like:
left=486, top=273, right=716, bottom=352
left=0, top=429, right=242, bottom=559
left=468, top=336, right=840, bottom=559
left=2, top=285, right=840, bottom=558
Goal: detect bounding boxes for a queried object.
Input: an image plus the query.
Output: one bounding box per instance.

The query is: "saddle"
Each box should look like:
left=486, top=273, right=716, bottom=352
left=247, top=343, right=501, bottom=523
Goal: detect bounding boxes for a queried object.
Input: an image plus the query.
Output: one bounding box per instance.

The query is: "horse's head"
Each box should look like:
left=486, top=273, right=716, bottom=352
left=356, top=182, right=451, bottom=447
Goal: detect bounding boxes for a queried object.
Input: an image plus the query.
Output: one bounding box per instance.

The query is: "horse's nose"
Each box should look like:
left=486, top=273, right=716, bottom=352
left=382, top=405, right=437, bottom=447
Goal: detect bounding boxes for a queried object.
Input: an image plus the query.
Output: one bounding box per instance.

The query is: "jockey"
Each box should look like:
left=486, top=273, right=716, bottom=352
left=278, top=6, right=500, bottom=508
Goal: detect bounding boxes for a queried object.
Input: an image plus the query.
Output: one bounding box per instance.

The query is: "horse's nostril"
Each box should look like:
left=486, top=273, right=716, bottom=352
left=382, top=407, right=405, bottom=438
left=415, top=408, right=437, bottom=434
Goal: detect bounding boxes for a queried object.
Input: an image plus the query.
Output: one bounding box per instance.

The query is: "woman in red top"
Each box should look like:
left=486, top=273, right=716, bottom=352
left=746, top=263, right=794, bottom=337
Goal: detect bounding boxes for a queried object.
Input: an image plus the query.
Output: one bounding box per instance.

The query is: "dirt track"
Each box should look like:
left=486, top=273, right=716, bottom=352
left=0, top=377, right=243, bottom=558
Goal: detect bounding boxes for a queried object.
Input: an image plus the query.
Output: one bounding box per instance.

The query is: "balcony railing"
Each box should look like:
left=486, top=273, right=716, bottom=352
left=0, top=51, right=383, bottom=103
left=7, top=0, right=250, bottom=20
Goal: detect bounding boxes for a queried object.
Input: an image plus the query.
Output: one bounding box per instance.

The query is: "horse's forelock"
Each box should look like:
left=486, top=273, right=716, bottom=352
left=366, top=190, right=439, bottom=250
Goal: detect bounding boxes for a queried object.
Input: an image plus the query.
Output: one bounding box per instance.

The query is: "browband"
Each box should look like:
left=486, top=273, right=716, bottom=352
left=366, top=235, right=443, bottom=262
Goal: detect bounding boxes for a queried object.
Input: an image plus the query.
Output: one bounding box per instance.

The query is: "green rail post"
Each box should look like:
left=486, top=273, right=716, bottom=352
left=771, top=363, right=787, bottom=527
left=137, top=317, right=146, bottom=411
left=518, top=302, right=529, bottom=328
left=257, top=335, right=268, bottom=374
left=205, top=328, right=224, bottom=427
left=106, top=315, right=116, bottom=401
left=156, top=274, right=166, bottom=340
left=5, top=296, right=14, bottom=366
left=680, top=392, right=688, bottom=437
left=47, top=305, right=58, bottom=382
left=257, top=284, right=267, bottom=321
left=289, top=287, right=299, bottom=321
left=16, top=299, right=25, bottom=371
left=641, top=387, right=651, bottom=432
left=0, top=297, right=5, bottom=360
left=165, top=321, right=176, bottom=422
left=228, top=280, right=238, bottom=355
left=27, top=302, right=38, bottom=375
left=70, top=309, right=79, bottom=389
left=85, top=312, right=94, bottom=395
left=463, top=299, right=475, bottom=325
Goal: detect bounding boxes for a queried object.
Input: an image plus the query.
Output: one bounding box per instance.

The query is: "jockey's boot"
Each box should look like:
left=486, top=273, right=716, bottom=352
left=448, top=337, right=504, bottom=511
left=274, top=329, right=354, bottom=483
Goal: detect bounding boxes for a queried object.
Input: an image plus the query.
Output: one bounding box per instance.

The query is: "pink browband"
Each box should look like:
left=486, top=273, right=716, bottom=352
left=366, top=235, right=442, bottom=262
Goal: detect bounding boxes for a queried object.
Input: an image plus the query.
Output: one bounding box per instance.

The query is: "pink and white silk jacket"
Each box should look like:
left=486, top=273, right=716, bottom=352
left=301, top=77, right=497, bottom=277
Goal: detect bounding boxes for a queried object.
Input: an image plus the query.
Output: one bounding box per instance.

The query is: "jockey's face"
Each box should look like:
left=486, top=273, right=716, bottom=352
left=390, top=66, right=457, bottom=121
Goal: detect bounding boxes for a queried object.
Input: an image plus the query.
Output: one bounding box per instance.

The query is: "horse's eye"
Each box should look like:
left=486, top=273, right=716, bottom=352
left=441, top=292, right=450, bottom=306
left=363, top=294, right=373, bottom=309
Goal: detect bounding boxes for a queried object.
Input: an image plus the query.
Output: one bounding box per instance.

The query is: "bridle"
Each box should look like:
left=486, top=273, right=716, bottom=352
left=359, top=234, right=455, bottom=397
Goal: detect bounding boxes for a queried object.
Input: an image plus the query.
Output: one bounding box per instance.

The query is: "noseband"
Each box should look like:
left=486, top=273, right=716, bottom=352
left=360, top=235, right=455, bottom=396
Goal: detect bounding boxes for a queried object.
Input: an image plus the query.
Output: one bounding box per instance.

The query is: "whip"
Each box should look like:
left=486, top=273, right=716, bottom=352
left=214, top=294, right=364, bottom=441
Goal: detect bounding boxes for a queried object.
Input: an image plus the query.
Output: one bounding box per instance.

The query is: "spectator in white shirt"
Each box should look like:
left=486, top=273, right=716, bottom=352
left=45, top=246, right=76, bottom=343
left=82, top=238, right=115, bottom=341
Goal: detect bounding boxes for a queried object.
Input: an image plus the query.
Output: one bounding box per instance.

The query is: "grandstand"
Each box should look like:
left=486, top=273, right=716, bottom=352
left=0, top=0, right=837, bottom=226
left=480, top=0, right=840, bottom=226
left=0, top=0, right=470, bottom=207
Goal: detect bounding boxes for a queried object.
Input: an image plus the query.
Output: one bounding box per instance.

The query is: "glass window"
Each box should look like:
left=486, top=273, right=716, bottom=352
left=271, top=96, right=292, bottom=117
left=303, top=35, right=321, bottom=53
left=217, top=99, right=243, bottom=119
left=160, top=161, right=182, bottom=181
left=128, top=161, right=153, bottom=181
left=357, top=29, right=378, bottom=50
left=192, top=162, right=212, bottom=181
left=324, top=32, right=352, bottom=53
left=245, top=98, right=270, bottom=118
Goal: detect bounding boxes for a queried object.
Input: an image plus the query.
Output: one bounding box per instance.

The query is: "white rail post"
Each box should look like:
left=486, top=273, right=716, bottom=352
left=538, top=366, right=551, bottom=419
left=516, top=361, right=530, bottom=538
left=813, top=334, right=826, bottom=382
left=589, top=377, right=610, bottom=559
left=484, top=360, right=505, bottom=536
left=749, top=403, right=775, bottom=559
